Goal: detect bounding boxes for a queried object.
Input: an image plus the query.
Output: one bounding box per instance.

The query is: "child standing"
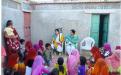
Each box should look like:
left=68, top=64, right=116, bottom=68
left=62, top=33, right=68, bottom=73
left=25, top=59, right=34, bottom=75
left=14, top=57, right=26, bottom=75
left=54, top=57, right=67, bottom=75
left=78, top=56, right=87, bottom=75
left=43, top=43, right=52, bottom=66
left=19, top=39, right=26, bottom=60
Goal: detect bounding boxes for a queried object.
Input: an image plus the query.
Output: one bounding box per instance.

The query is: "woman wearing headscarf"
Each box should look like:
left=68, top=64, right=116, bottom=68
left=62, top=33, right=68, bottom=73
left=32, top=55, right=49, bottom=75
left=33, top=44, right=39, bottom=51
left=25, top=41, right=36, bottom=65
left=91, top=58, right=109, bottom=75
left=67, top=49, right=80, bottom=75
left=105, top=50, right=121, bottom=74
left=90, top=46, right=103, bottom=62
left=102, top=43, right=112, bottom=57
left=4, top=20, right=20, bottom=54
left=25, top=41, right=33, bottom=51
left=33, top=40, right=44, bottom=54
left=38, top=40, right=44, bottom=51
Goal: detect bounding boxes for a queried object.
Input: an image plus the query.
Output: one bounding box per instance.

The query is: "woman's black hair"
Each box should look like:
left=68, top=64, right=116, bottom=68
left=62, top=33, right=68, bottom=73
left=50, top=68, right=59, bottom=75
left=18, top=56, right=24, bottom=63
left=55, top=29, right=59, bottom=32
left=57, top=57, right=64, bottom=73
left=70, top=29, right=76, bottom=34
left=20, top=39, right=25, bottom=44
left=6, top=20, right=12, bottom=27
left=80, top=56, right=87, bottom=65
left=27, top=59, right=34, bottom=67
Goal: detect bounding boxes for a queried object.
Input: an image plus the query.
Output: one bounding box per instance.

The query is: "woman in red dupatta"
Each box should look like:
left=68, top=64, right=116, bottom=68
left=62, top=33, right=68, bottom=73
left=90, top=46, right=103, bottom=62
left=24, top=41, right=36, bottom=65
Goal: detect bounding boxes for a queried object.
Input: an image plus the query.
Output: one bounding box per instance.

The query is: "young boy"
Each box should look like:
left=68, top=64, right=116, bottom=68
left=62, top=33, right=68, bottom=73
left=19, top=39, right=26, bottom=59
left=43, top=43, right=52, bottom=66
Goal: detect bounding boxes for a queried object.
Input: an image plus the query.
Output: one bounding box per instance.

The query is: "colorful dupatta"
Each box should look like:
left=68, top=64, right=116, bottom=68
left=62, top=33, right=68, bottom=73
left=105, top=50, right=121, bottom=70
left=92, top=58, right=109, bottom=75
left=90, top=46, right=103, bottom=62
left=67, top=49, right=80, bottom=75
left=32, top=55, right=49, bottom=75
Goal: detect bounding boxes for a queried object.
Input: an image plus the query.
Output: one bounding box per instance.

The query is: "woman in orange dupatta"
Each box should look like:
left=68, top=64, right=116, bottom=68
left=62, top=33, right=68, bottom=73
left=91, top=58, right=109, bottom=75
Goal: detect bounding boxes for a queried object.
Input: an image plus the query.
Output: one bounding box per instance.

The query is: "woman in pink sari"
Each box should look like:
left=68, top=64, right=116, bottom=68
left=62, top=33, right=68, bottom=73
left=67, top=49, right=80, bottom=75
left=32, top=55, right=49, bottom=75
left=105, top=50, right=121, bottom=72
left=2, top=46, right=7, bottom=67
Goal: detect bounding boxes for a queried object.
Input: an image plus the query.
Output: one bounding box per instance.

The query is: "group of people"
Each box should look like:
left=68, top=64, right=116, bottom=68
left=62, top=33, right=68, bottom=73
left=1, top=20, right=121, bottom=75
left=52, top=28, right=79, bottom=55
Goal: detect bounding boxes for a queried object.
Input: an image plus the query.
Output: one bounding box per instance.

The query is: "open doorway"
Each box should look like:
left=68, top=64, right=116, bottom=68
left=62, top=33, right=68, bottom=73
left=90, top=14, right=109, bottom=47
left=99, top=14, right=109, bottom=47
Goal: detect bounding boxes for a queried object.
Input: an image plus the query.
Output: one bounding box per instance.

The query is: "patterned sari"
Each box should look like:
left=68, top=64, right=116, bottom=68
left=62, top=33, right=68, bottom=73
left=4, top=27, right=20, bottom=54
left=4, top=27, right=20, bottom=68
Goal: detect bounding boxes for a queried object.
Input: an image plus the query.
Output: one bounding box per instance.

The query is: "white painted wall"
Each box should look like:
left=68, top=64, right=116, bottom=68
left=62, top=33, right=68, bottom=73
left=108, top=12, right=121, bottom=50
left=31, top=10, right=91, bottom=44
left=31, top=3, right=121, bottom=51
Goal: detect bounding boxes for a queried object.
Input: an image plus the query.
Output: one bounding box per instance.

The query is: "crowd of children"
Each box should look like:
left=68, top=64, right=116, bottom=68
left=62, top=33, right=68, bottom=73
left=2, top=37, right=121, bottom=75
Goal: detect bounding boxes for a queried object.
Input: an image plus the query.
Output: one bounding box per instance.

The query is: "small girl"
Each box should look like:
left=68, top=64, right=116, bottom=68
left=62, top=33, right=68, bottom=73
left=54, top=57, right=67, bottom=75
left=14, top=57, right=26, bottom=75
left=78, top=56, right=87, bottom=75
left=25, top=59, right=34, bottom=75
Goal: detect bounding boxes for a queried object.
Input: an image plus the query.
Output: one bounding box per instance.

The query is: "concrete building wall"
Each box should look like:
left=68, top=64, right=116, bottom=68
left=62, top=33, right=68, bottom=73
left=31, top=3, right=120, bottom=50
left=31, top=10, right=91, bottom=44
left=108, top=12, right=121, bottom=49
